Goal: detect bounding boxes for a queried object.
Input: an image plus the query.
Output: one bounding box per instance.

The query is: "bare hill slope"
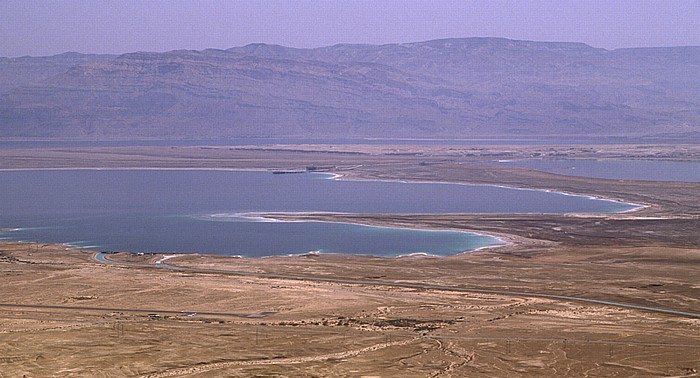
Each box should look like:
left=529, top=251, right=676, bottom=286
left=1, top=38, right=698, bottom=140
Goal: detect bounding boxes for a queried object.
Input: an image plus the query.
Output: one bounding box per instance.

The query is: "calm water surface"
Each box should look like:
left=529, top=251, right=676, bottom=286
left=0, top=170, right=636, bottom=257
left=493, top=159, right=700, bottom=182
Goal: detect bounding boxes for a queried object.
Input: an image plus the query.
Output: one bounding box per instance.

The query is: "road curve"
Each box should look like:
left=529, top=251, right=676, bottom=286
left=94, top=253, right=700, bottom=319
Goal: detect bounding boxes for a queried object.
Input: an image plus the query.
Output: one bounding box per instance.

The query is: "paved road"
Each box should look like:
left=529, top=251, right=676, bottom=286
left=95, top=253, right=700, bottom=319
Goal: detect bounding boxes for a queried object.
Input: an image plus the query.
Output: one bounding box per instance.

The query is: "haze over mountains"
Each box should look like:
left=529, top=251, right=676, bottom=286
left=1, top=38, right=698, bottom=141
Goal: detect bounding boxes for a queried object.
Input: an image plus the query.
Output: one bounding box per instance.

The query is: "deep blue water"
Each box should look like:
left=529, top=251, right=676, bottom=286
left=0, top=170, right=636, bottom=257
left=491, top=159, right=700, bottom=182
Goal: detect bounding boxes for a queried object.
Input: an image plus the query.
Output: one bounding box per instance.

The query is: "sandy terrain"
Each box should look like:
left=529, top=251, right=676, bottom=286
left=0, top=144, right=699, bottom=377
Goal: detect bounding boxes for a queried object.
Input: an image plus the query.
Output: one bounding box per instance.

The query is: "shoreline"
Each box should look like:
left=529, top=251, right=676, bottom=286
left=0, top=165, right=646, bottom=259
left=3, top=220, right=509, bottom=259
left=2, top=146, right=698, bottom=376
left=328, top=171, right=645, bottom=214
left=0, top=166, right=645, bottom=212
left=244, top=211, right=512, bottom=252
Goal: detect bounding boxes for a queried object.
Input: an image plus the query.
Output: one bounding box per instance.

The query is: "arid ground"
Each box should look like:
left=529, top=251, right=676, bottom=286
left=1, top=144, right=699, bottom=377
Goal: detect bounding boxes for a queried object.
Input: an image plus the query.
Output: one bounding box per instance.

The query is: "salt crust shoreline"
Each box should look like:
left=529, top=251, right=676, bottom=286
left=1, top=166, right=644, bottom=258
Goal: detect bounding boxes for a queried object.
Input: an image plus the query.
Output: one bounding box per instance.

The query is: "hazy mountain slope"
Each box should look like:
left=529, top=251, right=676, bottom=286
left=0, top=53, right=113, bottom=94
left=1, top=38, right=698, bottom=139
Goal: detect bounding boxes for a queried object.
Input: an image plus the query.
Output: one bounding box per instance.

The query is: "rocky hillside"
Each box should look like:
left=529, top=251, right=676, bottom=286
left=1, top=38, right=698, bottom=140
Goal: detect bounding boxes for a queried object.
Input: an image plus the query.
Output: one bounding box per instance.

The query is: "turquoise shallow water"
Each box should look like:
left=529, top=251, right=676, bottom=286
left=0, top=169, right=636, bottom=257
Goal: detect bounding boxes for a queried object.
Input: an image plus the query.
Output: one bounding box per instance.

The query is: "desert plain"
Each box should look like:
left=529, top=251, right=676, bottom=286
left=0, top=143, right=699, bottom=377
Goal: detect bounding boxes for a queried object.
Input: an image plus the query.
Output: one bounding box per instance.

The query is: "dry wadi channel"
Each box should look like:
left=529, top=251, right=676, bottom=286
left=0, top=144, right=699, bottom=377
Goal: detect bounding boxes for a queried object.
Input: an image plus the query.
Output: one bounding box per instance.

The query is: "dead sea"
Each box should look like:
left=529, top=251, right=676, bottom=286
left=0, top=169, right=637, bottom=257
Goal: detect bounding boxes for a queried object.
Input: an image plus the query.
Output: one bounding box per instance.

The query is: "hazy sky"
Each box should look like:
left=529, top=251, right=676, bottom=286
left=1, top=0, right=699, bottom=57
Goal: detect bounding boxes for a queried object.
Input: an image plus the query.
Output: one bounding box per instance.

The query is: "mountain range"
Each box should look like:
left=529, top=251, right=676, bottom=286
left=1, top=38, right=699, bottom=140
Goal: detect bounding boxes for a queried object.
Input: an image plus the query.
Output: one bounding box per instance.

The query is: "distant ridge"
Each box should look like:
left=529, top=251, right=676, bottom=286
left=1, top=38, right=698, bottom=140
